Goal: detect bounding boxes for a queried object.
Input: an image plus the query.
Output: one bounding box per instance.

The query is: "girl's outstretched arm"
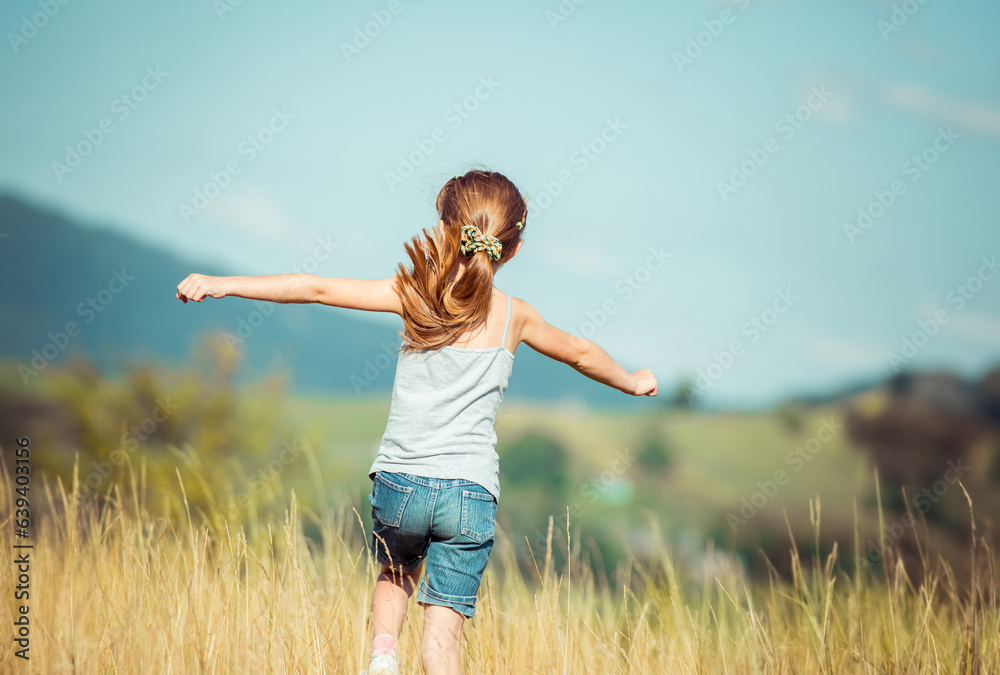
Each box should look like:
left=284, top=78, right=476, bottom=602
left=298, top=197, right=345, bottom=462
left=176, top=274, right=401, bottom=313
left=518, top=299, right=657, bottom=397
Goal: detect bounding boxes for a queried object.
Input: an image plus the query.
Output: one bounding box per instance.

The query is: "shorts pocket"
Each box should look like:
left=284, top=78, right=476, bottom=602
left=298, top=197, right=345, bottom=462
left=460, top=489, right=496, bottom=543
left=372, top=472, right=414, bottom=528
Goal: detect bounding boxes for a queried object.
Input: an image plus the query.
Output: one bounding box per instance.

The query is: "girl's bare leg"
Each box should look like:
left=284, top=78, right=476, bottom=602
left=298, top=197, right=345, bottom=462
left=420, top=604, right=465, bottom=674
left=371, top=562, right=423, bottom=642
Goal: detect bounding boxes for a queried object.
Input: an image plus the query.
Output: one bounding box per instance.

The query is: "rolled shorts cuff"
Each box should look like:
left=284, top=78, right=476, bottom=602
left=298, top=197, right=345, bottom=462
left=417, top=578, right=477, bottom=618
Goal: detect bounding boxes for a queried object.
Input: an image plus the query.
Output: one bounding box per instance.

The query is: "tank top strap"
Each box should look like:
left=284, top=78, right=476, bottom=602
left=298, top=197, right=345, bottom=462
left=500, top=293, right=512, bottom=349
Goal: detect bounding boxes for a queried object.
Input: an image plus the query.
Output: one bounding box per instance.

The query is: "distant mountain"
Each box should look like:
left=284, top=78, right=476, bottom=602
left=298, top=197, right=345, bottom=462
left=0, top=193, right=638, bottom=408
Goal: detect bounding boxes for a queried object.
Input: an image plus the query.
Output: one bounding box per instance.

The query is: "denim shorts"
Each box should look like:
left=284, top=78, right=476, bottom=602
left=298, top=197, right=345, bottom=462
left=369, top=471, right=496, bottom=619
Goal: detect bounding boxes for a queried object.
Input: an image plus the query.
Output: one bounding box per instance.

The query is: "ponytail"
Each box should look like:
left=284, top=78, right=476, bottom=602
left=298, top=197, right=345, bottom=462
left=394, top=170, right=527, bottom=352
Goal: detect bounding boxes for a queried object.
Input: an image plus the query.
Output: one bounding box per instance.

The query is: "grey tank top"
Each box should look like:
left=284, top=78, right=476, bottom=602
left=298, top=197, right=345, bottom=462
left=368, top=293, right=514, bottom=503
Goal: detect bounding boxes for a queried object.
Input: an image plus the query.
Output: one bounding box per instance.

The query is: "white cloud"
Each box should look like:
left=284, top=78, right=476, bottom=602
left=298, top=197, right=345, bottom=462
left=207, top=190, right=296, bottom=238
left=795, top=71, right=861, bottom=125
left=912, top=299, right=1000, bottom=345
left=882, top=82, right=1000, bottom=138
left=807, top=336, right=886, bottom=368
left=947, top=311, right=1000, bottom=344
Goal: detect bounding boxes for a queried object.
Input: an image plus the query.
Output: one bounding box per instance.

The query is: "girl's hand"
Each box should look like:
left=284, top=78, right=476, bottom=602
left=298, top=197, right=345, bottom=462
left=631, top=369, right=658, bottom=397
left=176, top=274, right=228, bottom=303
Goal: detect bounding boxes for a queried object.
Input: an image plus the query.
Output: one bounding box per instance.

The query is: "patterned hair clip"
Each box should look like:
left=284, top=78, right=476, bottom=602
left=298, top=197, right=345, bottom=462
left=460, top=224, right=502, bottom=261
left=515, top=221, right=523, bottom=231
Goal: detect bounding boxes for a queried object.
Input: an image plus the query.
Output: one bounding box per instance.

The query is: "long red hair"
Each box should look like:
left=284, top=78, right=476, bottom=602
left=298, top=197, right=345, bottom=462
left=394, top=170, right=527, bottom=352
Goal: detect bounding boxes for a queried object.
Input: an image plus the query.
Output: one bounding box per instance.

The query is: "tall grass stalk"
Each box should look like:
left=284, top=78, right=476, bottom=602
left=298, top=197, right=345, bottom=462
left=1, top=457, right=996, bottom=673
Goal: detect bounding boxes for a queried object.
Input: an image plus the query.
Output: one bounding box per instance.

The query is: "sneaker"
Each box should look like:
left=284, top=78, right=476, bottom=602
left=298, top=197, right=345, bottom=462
left=362, top=648, right=399, bottom=675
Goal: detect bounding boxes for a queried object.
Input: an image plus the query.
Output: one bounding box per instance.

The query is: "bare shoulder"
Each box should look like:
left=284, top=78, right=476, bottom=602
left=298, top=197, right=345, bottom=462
left=504, top=293, right=587, bottom=365
left=504, top=294, right=544, bottom=351
left=508, top=295, right=540, bottom=325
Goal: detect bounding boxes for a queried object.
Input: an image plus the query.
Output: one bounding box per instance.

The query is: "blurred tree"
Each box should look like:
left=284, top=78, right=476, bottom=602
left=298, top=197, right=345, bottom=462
left=636, top=432, right=673, bottom=472
left=502, top=431, right=570, bottom=492
left=844, top=367, right=1000, bottom=589
left=0, top=332, right=313, bottom=525
left=671, top=379, right=696, bottom=409
left=977, top=366, right=1000, bottom=424
left=776, top=401, right=805, bottom=434
left=846, top=371, right=986, bottom=496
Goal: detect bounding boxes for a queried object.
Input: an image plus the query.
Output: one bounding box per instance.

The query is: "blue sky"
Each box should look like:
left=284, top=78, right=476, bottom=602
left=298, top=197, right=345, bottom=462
left=2, top=0, right=999, bottom=407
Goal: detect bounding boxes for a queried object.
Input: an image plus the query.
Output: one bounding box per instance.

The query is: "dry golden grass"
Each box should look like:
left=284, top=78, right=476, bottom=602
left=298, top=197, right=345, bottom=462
left=1, top=458, right=997, bottom=674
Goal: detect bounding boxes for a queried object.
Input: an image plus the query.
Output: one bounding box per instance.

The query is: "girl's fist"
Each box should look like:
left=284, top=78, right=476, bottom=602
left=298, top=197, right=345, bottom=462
left=631, top=369, right=658, bottom=397
left=176, top=274, right=226, bottom=303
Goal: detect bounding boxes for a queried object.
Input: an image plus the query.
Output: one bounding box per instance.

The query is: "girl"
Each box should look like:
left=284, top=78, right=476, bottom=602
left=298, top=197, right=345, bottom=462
left=176, top=169, right=658, bottom=674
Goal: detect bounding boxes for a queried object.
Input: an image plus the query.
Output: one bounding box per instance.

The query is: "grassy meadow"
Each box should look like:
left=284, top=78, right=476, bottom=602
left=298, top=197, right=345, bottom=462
left=1, top=454, right=997, bottom=673
left=1, top=351, right=998, bottom=672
